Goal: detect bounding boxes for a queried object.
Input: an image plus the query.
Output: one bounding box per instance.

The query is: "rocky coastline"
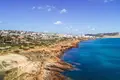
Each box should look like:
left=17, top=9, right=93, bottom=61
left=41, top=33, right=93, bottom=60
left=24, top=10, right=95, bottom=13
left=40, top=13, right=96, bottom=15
left=0, top=30, right=91, bottom=80
left=0, top=39, right=83, bottom=80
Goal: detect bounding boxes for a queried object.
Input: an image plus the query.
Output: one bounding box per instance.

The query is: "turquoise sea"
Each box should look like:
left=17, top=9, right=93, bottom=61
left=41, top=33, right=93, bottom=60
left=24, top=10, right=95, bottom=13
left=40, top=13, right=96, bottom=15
left=62, top=38, right=120, bottom=80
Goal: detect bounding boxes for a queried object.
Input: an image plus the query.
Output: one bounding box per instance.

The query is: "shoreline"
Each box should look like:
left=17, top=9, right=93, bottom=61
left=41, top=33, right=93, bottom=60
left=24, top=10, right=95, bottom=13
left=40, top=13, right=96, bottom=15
left=0, top=38, right=88, bottom=80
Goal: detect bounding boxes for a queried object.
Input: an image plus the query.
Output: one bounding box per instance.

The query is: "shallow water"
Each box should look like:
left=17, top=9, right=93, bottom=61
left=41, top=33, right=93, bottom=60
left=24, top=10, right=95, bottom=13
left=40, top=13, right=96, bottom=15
left=62, top=38, right=120, bottom=80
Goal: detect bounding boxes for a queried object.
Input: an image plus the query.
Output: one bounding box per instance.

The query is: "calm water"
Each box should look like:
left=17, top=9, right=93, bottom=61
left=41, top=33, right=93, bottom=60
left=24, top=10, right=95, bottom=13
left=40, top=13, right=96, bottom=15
left=62, top=38, right=120, bottom=80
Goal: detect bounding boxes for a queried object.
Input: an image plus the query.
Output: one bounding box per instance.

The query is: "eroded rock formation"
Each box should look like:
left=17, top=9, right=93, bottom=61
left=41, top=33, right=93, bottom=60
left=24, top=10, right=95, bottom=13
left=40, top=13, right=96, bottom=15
left=0, top=39, right=81, bottom=80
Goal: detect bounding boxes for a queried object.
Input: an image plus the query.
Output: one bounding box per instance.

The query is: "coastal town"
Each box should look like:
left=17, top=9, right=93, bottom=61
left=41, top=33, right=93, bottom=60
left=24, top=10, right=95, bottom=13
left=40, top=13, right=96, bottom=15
left=0, top=30, right=94, bottom=51
left=0, top=30, right=119, bottom=52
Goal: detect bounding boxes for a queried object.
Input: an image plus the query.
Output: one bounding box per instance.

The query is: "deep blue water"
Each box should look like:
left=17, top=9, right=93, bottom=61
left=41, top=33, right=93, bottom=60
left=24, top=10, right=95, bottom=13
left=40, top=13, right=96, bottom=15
left=62, top=38, right=120, bottom=80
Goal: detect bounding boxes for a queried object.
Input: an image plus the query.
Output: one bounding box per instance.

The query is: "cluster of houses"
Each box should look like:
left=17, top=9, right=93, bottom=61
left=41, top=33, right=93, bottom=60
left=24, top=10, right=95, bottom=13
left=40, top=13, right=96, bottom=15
left=0, top=30, right=95, bottom=44
left=0, top=30, right=95, bottom=50
left=0, top=30, right=91, bottom=40
left=0, top=30, right=58, bottom=40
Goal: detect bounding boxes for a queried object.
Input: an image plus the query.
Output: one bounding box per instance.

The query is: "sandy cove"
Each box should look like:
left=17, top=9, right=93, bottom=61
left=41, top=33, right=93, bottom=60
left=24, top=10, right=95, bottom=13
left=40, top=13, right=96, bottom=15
left=0, top=38, right=88, bottom=80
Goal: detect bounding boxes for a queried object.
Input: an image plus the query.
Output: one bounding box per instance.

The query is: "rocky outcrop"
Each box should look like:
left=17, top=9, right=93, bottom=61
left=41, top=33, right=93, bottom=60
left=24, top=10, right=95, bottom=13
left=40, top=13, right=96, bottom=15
left=0, top=39, right=82, bottom=80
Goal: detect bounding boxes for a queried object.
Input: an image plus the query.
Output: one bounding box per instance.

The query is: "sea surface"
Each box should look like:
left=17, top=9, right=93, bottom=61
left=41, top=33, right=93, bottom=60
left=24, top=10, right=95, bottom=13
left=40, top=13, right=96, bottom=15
left=62, top=38, right=120, bottom=80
